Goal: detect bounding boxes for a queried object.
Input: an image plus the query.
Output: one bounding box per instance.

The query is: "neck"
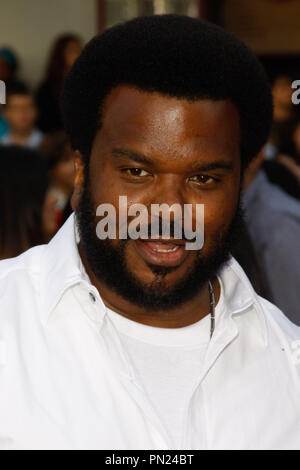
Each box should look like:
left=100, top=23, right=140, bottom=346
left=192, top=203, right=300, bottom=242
left=273, top=104, right=293, bottom=122
left=79, top=245, right=220, bottom=328
left=10, top=128, right=33, bottom=143
left=53, top=182, right=71, bottom=197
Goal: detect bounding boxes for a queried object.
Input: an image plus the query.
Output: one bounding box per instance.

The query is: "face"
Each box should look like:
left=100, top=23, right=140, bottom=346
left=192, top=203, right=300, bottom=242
left=75, top=86, right=242, bottom=310
left=64, top=40, right=81, bottom=70
left=4, top=94, right=37, bottom=133
left=51, top=144, right=75, bottom=193
left=272, top=76, right=293, bottom=108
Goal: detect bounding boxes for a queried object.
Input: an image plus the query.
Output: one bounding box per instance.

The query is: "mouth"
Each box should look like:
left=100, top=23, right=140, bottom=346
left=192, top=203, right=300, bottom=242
left=134, top=238, right=188, bottom=267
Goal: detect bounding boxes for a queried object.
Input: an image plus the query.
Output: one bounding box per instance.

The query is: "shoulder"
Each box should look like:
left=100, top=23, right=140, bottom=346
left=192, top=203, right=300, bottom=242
left=224, top=257, right=300, bottom=339
left=0, top=245, right=46, bottom=313
left=258, top=295, right=300, bottom=343
left=0, top=244, right=45, bottom=277
left=0, top=134, right=10, bottom=144
left=262, top=178, right=300, bottom=219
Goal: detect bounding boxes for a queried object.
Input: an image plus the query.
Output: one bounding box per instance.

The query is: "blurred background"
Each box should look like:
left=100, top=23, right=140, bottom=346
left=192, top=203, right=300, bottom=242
left=3, top=0, right=300, bottom=86
left=0, top=0, right=300, bottom=324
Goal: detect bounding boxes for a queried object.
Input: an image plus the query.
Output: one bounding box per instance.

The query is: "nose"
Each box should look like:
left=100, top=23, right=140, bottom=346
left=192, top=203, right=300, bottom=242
left=150, top=175, right=185, bottom=208
left=147, top=176, right=186, bottom=234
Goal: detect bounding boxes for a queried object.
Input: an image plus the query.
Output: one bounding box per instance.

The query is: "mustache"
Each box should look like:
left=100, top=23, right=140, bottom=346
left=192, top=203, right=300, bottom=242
left=121, top=215, right=199, bottom=241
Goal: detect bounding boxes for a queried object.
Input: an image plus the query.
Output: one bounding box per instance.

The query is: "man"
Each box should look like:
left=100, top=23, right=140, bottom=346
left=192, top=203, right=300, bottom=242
left=0, top=15, right=299, bottom=450
left=243, top=151, right=300, bottom=325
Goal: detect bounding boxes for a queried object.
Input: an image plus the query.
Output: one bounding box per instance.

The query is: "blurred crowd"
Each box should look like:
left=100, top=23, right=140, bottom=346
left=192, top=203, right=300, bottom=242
left=0, top=35, right=300, bottom=324
left=0, top=34, right=81, bottom=258
left=234, top=74, right=300, bottom=324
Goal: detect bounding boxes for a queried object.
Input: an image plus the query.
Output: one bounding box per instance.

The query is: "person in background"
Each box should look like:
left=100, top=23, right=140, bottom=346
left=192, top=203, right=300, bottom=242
left=0, top=146, right=58, bottom=260
left=275, top=118, right=300, bottom=185
left=0, top=47, right=19, bottom=84
left=0, top=47, right=20, bottom=138
left=0, top=82, right=43, bottom=148
left=270, top=74, right=296, bottom=155
left=39, top=131, right=75, bottom=227
left=262, top=155, right=300, bottom=200
left=36, top=34, right=82, bottom=133
left=0, top=83, right=43, bottom=148
left=0, top=104, right=8, bottom=139
left=292, top=119, right=300, bottom=164
left=230, top=218, right=272, bottom=302
left=262, top=76, right=300, bottom=199
left=272, top=75, right=294, bottom=122
left=243, top=149, right=300, bottom=325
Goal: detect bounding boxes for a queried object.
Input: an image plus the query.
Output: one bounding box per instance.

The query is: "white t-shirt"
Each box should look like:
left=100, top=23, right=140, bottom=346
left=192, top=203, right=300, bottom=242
left=105, top=306, right=215, bottom=449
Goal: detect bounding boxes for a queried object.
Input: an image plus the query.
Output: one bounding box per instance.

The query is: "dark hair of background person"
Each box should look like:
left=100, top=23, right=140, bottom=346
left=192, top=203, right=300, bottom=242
left=0, top=145, right=49, bottom=259
left=36, top=34, right=82, bottom=133
left=5, top=81, right=31, bottom=103
left=263, top=159, right=300, bottom=200
left=39, top=130, right=70, bottom=171
left=44, top=34, right=82, bottom=97
left=62, top=14, right=273, bottom=171
left=0, top=46, right=19, bottom=83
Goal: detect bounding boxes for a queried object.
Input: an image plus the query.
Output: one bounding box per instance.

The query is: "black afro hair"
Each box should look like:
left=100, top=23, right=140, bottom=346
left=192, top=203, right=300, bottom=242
left=61, top=14, right=273, bottom=169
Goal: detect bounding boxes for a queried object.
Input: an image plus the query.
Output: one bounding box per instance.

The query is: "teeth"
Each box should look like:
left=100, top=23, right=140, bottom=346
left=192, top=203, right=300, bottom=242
left=152, top=246, right=180, bottom=253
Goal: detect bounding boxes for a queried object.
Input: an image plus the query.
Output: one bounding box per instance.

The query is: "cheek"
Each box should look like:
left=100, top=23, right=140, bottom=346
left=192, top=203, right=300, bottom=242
left=90, top=162, right=118, bottom=202
left=30, top=109, right=37, bottom=121
left=201, top=189, right=240, bottom=250
left=90, top=165, right=126, bottom=245
left=22, top=109, right=35, bottom=122
left=93, top=180, right=121, bottom=211
left=90, top=165, right=146, bottom=228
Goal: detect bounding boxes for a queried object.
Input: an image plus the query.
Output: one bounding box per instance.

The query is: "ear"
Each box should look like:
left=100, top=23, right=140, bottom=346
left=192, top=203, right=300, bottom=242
left=71, top=151, right=85, bottom=211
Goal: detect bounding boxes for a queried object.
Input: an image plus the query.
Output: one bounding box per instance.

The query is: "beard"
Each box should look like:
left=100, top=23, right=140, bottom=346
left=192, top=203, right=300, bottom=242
left=76, top=178, right=244, bottom=311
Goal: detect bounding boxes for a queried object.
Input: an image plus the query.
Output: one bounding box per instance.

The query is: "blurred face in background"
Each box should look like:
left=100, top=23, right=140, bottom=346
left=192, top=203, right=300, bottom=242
left=4, top=94, right=37, bottom=134
left=64, top=39, right=82, bottom=71
left=272, top=75, right=293, bottom=109
left=0, top=146, right=58, bottom=260
left=51, top=143, right=75, bottom=194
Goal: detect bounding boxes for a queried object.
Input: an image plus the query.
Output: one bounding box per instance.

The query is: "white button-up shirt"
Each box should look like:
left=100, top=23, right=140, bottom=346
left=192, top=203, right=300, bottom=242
left=0, top=214, right=300, bottom=450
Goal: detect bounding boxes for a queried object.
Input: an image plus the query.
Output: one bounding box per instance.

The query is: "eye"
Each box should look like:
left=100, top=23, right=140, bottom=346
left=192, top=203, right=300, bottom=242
left=122, top=168, right=151, bottom=177
left=189, top=174, right=216, bottom=185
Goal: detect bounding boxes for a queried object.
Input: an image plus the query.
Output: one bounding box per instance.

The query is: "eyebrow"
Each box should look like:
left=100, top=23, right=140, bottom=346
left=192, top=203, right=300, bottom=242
left=111, top=147, right=234, bottom=172
left=189, top=161, right=234, bottom=172
left=112, top=148, right=153, bottom=166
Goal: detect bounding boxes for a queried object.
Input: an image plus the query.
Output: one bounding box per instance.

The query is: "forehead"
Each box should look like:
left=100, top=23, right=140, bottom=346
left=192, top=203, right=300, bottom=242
left=65, top=40, right=81, bottom=51
left=97, top=85, right=240, bottom=163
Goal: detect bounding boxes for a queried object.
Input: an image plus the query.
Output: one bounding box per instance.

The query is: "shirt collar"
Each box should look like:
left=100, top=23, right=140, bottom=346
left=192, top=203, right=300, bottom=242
left=217, top=258, right=268, bottom=345
left=39, top=213, right=268, bottom=344
left=39, top=213, right=89, bottom=323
